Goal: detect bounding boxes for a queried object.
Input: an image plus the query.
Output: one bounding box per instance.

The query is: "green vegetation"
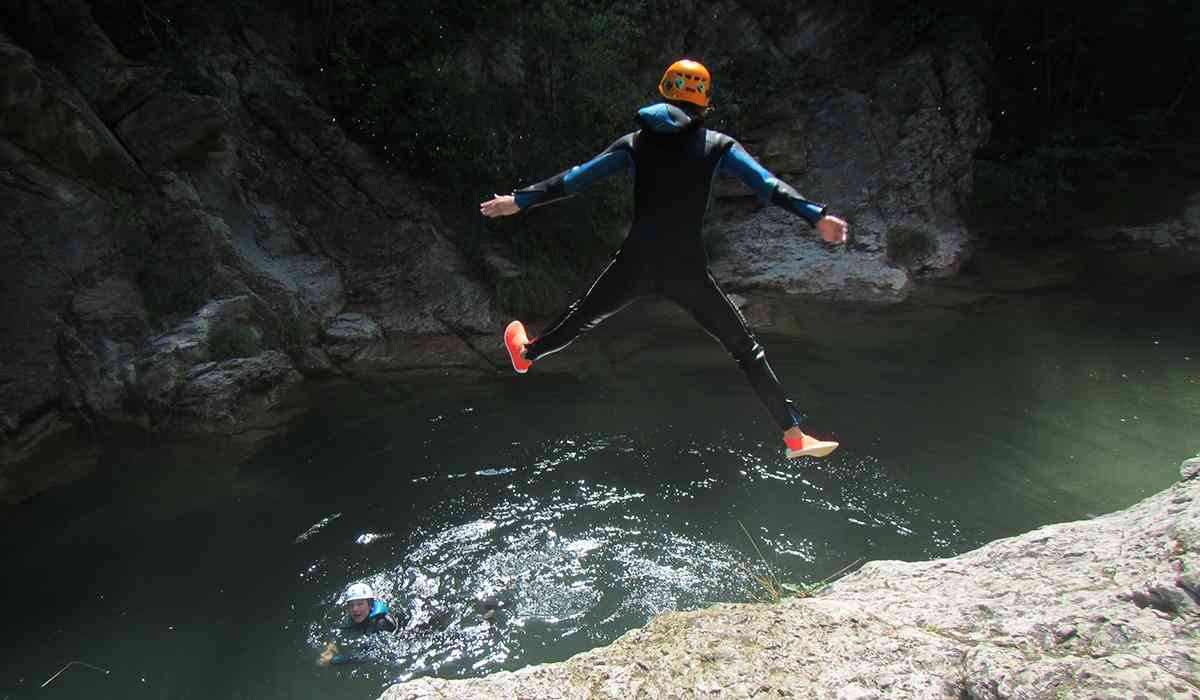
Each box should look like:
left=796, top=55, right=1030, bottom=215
left=303, top=0, right=650, bottom=313
left=736, top=520, right=790, bottom=604
left=885, top=224, right=935, bottom=267
left=736, top=520, right=861, bottom=604
left=207, top=324, right=261, bottom=360
left=277, top=306, right=312, bottom=353
left=111, top=191, right=149, bottom=231
left=139, top=267, right=211, bottom=325
left=111, top=190, right=211, bottom=328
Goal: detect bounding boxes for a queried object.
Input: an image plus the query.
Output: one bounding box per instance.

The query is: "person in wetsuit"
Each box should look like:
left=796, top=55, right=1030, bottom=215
left=480, top=59, right=848, bottom=459
left=318, top=582, right=402, bottom=666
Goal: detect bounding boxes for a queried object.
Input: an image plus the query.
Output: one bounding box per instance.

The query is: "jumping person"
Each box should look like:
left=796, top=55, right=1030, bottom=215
left=480, top=59, right=848, bottom=459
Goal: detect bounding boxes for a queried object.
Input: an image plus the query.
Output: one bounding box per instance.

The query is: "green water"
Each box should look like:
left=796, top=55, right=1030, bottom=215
left=1, top=263, right=1197, bottom=699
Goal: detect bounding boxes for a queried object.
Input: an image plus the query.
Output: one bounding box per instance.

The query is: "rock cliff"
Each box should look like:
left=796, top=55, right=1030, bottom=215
left=380, top=458, right=1200, bottom=699
left=0, top=0, right=503, bottom=502
left=698, top=4, right=990, bottom=304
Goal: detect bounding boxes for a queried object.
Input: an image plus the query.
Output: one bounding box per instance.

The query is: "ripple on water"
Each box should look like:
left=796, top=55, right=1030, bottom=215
left=307, top=429, right=983, bottom=681
left=302, top=435, right=767, bottom=680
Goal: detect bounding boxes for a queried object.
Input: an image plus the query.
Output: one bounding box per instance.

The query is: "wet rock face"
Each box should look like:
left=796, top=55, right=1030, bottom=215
left=380, top=459, right=1200, bottom=699
left=0, top=0, right=502, bottom=501
left=171, top=351, right=302, bottom=428
left=704, top=7, right=991, bottom=304
left=320, top=312, right=384, bottom=366
left=114, top=92, right=230, bottom=172
left=1084, top=191, right=1200, bottom=253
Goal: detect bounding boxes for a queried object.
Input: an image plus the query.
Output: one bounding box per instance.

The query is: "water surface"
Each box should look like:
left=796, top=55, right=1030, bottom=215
left=1, top=259, right=1196, bottom=699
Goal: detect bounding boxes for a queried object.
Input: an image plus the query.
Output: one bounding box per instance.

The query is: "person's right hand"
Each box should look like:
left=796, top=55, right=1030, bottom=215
left=317, top=642, right=337, bottom=666
left=816, top=215, right=849, bottom=244
left=480, top=194, right=520, bottom=218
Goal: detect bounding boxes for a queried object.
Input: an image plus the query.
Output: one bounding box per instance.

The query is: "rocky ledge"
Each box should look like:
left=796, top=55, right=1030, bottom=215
left=381, top=458, right=1200, bottom=699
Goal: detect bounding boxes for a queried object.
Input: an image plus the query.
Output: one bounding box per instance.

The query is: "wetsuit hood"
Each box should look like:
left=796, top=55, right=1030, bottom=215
left=636, top=103, right=699, bottom=134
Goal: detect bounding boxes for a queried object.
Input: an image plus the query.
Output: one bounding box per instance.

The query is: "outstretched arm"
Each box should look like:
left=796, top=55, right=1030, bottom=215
left=321, top=627, right=400, bottom=666
left=480, top=193, right=519, bottom=218
left=720, top=142, right=848, bottom=244
left=480, top=136, right=635, bottom=218
left=319, top=611, right=403, bottom=667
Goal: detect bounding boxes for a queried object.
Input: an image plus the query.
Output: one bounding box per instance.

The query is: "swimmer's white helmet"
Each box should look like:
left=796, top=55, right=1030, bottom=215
left=340, top=582, right=374, bottom=604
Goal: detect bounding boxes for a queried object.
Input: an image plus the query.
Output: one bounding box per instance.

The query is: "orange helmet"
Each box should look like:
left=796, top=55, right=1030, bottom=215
left=658, top=59, right=711, bottom=108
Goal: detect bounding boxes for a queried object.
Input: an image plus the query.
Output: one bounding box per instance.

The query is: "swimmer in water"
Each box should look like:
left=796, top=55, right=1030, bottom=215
left=318, top=583, right=402, bottom=666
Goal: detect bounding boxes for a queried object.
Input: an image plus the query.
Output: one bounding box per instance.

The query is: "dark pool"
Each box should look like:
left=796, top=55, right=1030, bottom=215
left=1, top=253, right=1196, bottom=699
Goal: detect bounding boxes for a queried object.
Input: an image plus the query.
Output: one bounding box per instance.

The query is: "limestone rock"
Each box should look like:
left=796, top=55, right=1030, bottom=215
left=115, top=92, right=230, bottom=172
left=1085, top=190, right=1200, bottom=253
left=0, top=2, right=501, bottom=497
left=133, top=297, right=260, bottom=420
left=0, top=30, right=144, bottom=188
left=321, top=312, right=384, bottom=365
left=172, top=351, right=302, bottom=431
left=709, top=207, right=911, bottom=302
left=708, top=23, right=990, bottom=304
left=71, top=276, right=149, bottom=336
left=58, top=325, right=137, bottom=417
left=1183, top=458, right=1200, bottom=481
left=0, top=29, right=141, bottom=467
left=1, top=0, right=165, bottom=123
left=129, top=301, right=301, bottom=433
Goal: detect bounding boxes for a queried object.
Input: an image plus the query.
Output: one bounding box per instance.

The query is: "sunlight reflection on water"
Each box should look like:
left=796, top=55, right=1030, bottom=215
left=300, top=433, right=971, bottom=679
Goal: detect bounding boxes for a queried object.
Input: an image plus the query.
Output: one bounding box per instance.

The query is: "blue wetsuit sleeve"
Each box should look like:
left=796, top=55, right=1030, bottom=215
left=720, top=142, right=827, bottom=228
left=513, top=136, right=635, bottom=211
left=329, top=652, right=360, bottom=666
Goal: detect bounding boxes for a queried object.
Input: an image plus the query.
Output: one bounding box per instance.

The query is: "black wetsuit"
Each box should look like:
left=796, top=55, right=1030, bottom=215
left=513, top=103, right=829, bottom=430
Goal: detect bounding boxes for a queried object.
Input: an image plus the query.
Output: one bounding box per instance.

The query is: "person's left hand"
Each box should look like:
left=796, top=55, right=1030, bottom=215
left=480, top=194, right=520, bottom=218
left=816, top=215, right=849, bottom=244
left=317, top=642, right=337, bottom=666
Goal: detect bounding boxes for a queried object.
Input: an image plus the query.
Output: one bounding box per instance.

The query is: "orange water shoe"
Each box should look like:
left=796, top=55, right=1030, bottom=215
left=504, top=320, right=533, bottom=374
left=784, top=433, right=839, bottom=459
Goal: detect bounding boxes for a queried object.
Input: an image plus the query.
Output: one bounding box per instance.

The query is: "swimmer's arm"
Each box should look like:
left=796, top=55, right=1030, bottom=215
left=323, top=613, right=401, bottom=666
left=317, top=641, right=340, bottom=666
left=316, top=639, right=363, bottom=666
left=328, top=630, right=391, bottom=666
left=329, top=650, right=364, bottom=666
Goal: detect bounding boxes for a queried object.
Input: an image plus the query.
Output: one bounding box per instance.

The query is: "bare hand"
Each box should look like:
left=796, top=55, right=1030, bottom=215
left=480, top=194, right=520, bottom=218
left=317, top=642, right=337, bottom=666
left=816, top=215, right=848, bottom=244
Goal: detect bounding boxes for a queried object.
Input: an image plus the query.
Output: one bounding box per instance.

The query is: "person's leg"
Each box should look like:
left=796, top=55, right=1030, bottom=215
left=667, top=270, right=837, bottom=457
left=516, top=250, right=644, bottom=364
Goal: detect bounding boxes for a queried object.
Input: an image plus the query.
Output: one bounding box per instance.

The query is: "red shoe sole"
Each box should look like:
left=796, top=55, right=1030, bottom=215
left=504, top=321, right=532, bottom=374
